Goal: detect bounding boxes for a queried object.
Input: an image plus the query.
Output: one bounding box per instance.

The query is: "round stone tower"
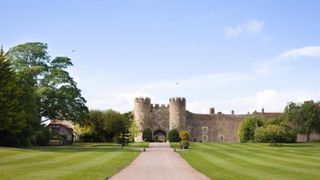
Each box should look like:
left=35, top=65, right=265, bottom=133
left=169, top=97, right=186, bottom=130
left=134, top=97, right=151, bottom=142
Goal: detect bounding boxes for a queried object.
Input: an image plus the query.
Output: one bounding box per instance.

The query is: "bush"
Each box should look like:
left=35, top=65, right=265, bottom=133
left=168, top=129, right=180, bottom=142
left=142, top=128, right=152, bottom=142
left=179, top=131, right=190, bottom=141
left=179, top=131, right=190, bottom=149
left=239, top=115, right=264, bottom=142
left=254, top=124, right=296, bottom=144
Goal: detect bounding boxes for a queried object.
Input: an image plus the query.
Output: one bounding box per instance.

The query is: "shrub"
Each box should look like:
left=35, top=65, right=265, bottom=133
left=117, top=132, right=130, bottom=148
left=254, top=124, right=296, bottom=144
left=239, top=115, right=264, bottom=142
left=142, top=128, right=152, bottom=142
left=168, top=129, right=180, bottom=142
left=179, top=131, right=190, bottom=149
left=179, top=131, right=190, bottom=141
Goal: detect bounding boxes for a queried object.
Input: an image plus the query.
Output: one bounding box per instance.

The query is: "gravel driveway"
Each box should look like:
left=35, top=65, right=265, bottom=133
left=110, top=142, right=209, bottom=180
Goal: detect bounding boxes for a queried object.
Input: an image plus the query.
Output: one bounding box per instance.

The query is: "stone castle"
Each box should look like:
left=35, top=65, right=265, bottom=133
left=133, top=97, right=280, bottom=142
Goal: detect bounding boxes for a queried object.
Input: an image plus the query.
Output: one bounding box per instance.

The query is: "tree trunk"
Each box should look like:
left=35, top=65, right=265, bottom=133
left=307, top=133, right=310, bottom=142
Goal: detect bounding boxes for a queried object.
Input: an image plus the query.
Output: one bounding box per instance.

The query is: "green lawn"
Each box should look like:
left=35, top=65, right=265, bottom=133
left=0, top=142, right=148, bottom=180
left=172, top=142, right=320, bottom=180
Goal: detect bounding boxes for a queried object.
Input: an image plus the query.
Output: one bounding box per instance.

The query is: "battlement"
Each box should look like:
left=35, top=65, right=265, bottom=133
left=135, top=97, right=151, bottom=103
left=169, top=97, right=186, bottom=103
left=151, top=103, right=169, bottom=109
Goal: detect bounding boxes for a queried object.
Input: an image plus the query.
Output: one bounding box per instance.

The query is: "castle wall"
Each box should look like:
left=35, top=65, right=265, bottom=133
left=186, top=112, right=244, bottom=142
left=149, top=105, right=170, bottom=134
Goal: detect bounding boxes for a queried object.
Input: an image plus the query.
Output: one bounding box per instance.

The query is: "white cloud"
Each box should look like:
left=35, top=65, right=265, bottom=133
left=194, top=89, right=320, bottom=114
left=224, top=19, right=265, bottom=38
left=255, top=46, right=320, bottom=75
left=82, top=72, right=252, bottom=112
left=279, top=46, right=320, bottom=59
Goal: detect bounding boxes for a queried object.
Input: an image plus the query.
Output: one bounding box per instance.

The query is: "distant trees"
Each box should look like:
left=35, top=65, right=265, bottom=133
left=284, top=101, right=320, bottom=141
left=79, top=110, right=132, bottom=144
left=239, top=100, right=320, bottom=144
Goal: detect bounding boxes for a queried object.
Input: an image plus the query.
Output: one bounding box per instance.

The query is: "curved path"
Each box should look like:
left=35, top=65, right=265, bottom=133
left=110, top=142, right=209, bottom=180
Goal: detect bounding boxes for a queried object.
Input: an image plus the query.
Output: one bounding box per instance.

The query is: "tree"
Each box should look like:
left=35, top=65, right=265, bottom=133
left=142, top=128, right=152, bottom=142
left=8, top=42, right=88, bottom=124
left=0, top=47, right=26, bottom=146
left=168, top=129, right=180, bottom=142
left=239, top=115, right=264, bottom=142
left=84, top=109, right=130, bottom=142
left=39, top=56, right=88, bottom=123
left=284, top=101, right=320, bottom=141
left=6, top=42, right=88, bottom=146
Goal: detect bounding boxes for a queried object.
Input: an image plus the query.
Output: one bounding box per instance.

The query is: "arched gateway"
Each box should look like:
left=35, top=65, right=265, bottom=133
left=154, top=130, right=166, bottom=142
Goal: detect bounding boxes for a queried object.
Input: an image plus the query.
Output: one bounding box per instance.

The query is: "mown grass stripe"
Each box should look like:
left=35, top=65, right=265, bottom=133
left=179, top=142, right=320, bottom=179
left=0, top=151, right=93, bottom=170
left=199, top=144, right=320, bottom=176
left=179, top=151, right=253, bottom=180
left=0, top=143, right=146, bottom=180
left=16, top=152, right=125, bottom=180
left=206, top=143, right=320, bottom=165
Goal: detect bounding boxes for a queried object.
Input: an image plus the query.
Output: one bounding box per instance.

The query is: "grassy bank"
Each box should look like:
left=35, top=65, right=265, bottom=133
left=172, top=142, right=320, bottom=180
left=0, top=142, right=148, bottom=180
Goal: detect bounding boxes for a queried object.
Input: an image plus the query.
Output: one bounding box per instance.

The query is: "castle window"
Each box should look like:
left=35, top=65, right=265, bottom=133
left=202, top=126, right=208, bottom=133
left=202, top=134, right=208, bottom=142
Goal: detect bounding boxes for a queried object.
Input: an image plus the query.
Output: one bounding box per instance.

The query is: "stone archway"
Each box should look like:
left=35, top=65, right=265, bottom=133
left=154, top=130, right=166, bottom=142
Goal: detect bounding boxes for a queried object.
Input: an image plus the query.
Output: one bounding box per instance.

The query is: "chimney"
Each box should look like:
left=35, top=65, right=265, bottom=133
left=231, top=110, right=234, bottom=115
left=210, top=107, right=215, bottom=114
left=262, top=108, right=265, bottom=115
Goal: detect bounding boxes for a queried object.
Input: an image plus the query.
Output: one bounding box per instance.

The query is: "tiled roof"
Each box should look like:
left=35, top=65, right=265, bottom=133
left=49, top=119, right=74, bottom=130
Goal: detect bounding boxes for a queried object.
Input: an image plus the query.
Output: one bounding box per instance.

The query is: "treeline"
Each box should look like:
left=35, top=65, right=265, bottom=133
left=77, top=110, right=137, bottom=146
left=239, top=101, right=320, bottom=144
left=0, top=42, right=88, bottom=147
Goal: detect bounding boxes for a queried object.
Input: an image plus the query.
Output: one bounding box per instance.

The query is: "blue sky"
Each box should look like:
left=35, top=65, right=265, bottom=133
left=1, top=0, right=320, bottom=114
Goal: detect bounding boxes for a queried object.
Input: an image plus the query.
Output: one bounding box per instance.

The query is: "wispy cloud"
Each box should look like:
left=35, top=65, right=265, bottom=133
left=255, top=46, right=320, bottom=74
left=224, top=19, right=265, bottom=38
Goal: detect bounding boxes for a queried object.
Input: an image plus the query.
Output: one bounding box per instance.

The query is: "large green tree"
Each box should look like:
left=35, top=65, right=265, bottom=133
left=39, top=56, right=88, bottom=122
left=0, top=47, right=26, bottom=146
left=8, top=42, right=88, bottom=124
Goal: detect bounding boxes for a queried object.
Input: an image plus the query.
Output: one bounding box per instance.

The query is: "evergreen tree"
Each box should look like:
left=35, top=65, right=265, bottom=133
left=0, top=47, right=26, bottom=146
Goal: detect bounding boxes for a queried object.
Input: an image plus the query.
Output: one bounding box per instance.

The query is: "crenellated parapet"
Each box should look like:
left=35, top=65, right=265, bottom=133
left=169, top=97, right=186, bottom=103
left=135, top=97, right=151, bottom=104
